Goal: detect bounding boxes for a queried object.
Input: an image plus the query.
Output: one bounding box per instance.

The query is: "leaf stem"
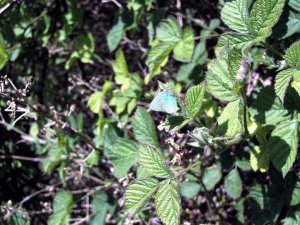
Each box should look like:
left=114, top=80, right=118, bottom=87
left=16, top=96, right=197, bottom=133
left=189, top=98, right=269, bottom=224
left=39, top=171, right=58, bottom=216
left=178, top=133, right=244, bottom=175
left=262, top=42, right=283, bottom=58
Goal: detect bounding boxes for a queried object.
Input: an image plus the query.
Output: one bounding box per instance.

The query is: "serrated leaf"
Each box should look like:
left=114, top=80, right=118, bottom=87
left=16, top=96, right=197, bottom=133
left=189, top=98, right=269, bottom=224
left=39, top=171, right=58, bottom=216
left=202, top=165, right=222, bottom=191
left=138, top=145, right=171, bottom=178
left=146, top=42, right=175, bottom=78
left=132, top=107, right=159, bottom=148
left=155, top=179, right=181, bottom=225
left=285, top=40, right=300, bottom=69
left=112, top=49, right=129, bottom=84
left=88, top=92, right=103, bottom=114
left=275, top=68, right=295, bottom=102
left=284, top=206, right=300, bottom=225
left=250, top=146, right=269, bottom=172
left=249, top=0, right=285, bottom=38
left=110, top=138, right=138, bottom=178
left=221, top=0, right=249, bottom=32
left=217, top=33, right=254, bottom=51
left=218, top=99, right=243, bottom=137
left=224, top=168, right=242, bottom=199
left=206, top=59, right=238, bottom=101
left=180, top=181, right=201, bottom=199
left=249, top=87, right=290, bottom=126
left=163, top=116, right=190, bottom=132
left=268, top=118, right=298, bottom=177
left=48, top=191, right=73, bottom=225
left=125, top=178, right=159, bottom=216
left=173, top=28, right=194, bottom=62
left=156, top=17, right=182, bottom=43
left=185, top=82, right=205, bottom=118
left=248, top=184, right=282, bottom=225
left=227, top=48, right=243, bottom=80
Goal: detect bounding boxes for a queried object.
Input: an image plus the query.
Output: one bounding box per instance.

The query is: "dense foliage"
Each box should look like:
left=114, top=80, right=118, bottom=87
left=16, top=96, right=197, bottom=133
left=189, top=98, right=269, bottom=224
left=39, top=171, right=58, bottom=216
left=0, top=0, right=299, bottom=224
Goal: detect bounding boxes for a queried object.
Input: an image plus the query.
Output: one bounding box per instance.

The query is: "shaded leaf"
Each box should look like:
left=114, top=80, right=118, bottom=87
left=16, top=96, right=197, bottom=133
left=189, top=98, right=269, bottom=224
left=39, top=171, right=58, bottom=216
left=224, top=168, right=242, bottom=199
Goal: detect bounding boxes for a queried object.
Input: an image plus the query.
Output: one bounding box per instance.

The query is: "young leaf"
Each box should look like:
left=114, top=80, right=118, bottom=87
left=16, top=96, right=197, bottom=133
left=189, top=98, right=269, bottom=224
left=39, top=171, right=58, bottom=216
left=132, top=107, right=159, bottom=148
left=221, top=0, right=249, bottom=33
left=0, top=43, right=8, bottom=70
left=48, top=191, right=73, bottom=225
left=110, top=138, right=138, bottom=178
left=125, top=178, right=159, bottom=216
left=206, top=59, right=238, bottom=101
left=249, top=0, right=285, bottom=39
left=224, top=168, right=242, bottom=199
left=156, top=17, right=182, bottom=43
left=250, top=146, right=269, bottom=172
left=155, top=179, right=181, bottom=225
left=138, top=145, right=171, bottom=178
left=268, top=118, right=298, bottom=177
left=173, top=28, right=195, bottom=62
left=275, top=68, right=295, bottom=102
left=202, top=165, right=222, bottom=191
left=112, top=49, right=129, bottom=84
left=217, top=33, right=254, bottom=51
left=218, top=99, right=243, bottom=137
left=88, top=92, right=103, bottom=114
left=284, top=40, right=300, bottom=69
left=185, top=82, right=205, bottom=118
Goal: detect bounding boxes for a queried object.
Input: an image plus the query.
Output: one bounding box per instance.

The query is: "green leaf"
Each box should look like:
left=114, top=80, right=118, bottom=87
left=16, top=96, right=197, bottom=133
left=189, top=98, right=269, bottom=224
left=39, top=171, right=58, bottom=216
left=275, top=68, right=296, bottom=102
left=249, top=87, right=289, bottom=126
left=86, top=150, right=99, bottom=166
left=0, top=43, right=8, bottom=70
left=125, top=178, right=159, bottom=216
left=202, top=165, right=222, bottom=191
left=173, top=28, right=194, bottom=62
left=250, top=146, right=270, bottom=172
left=268, top=118, right=298, bottom=177
left=227, top=48, right=243, bottom=80
left=217, top=33, right=254, bottom=51
left=112, top=49, right=129, bottom=84
left=138, top=145, right=171, bottom=178
left=218, top=99, right=243, bottom=137
left=110, top=138, right=138, bottom=178
left=185, top=82, right=206, bottom=118
left=285, top=40, right=300, bottom=69
left=155, top=179, right=181, bottom=225
left=180, top=181, right=201, bottom=199
left=146, top=42, right=175, bottom=79
left=206, top=59, right=238, bottom=101
left=88, top=92, right=103, bottom=114
left=90, top=192, right=109, bottom=225
left=132, top=107, right=159, bottom=148
left=248, top=184, right=282, bottom=225
left=224, top=168, right=242, bottom=199
left=156, top=17, right=182, bottom=43
left=221, top=0, right=249, bottom=32
left=48, top=191, right=73, bottom=225
left=9, top=210, right=30, bottom=225
left=249, top=0, right=285, bottom=38
left=163, top=115, right=190, bottom=132
left=189, top=127, right=214, bottom=148
left=284, top=206, right=300, bottom=225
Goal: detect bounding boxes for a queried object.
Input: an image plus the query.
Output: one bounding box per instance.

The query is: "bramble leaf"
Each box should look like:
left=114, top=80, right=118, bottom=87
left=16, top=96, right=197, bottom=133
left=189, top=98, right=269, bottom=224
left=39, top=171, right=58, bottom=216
left=268, top=118, right=298, bottom=177
left=132, top=107, right=159, bottom=148
left=285, top=40, right=300, bottom=69
left=218, top=99, right=243, bottom=137
left=250, top=146, right=269, bottom=172
left=155, top=179, right=181, bottom=225
left=173, top=28, right=194, bottom=62
left=217, top=33, right=254, bottom=51
left=185, top=82, right=206, bottom=118
left=221, top=0, right=249, bottom=32
left=202, top=165, right=222, bottom=191
left=48, top=191, right=73, bottom=225
left=125, top=178, right=159, bottom=216
left=110, top=138, right=138, bottom=178
left=156, top=17, right=182, bottom=43
left=224, top=168, right=242, bottom=199
left=138, top=145, right=171, bottom=178
left=275, top=68, right=295, bottom=102
left=249, top=0, right=285, bottom=39
left=284, top=206, right=300, bottom=225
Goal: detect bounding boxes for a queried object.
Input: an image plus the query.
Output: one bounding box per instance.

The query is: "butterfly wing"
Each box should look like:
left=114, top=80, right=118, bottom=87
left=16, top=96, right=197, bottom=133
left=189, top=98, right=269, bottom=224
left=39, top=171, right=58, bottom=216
left=149, top=91, right=179, bottom=114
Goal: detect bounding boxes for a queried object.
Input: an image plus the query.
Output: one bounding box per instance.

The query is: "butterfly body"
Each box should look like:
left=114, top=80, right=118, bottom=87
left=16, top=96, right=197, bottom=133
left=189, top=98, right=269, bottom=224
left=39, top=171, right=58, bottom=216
left=149, top=90, right=179, bottom=114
